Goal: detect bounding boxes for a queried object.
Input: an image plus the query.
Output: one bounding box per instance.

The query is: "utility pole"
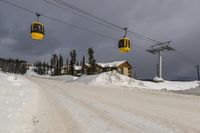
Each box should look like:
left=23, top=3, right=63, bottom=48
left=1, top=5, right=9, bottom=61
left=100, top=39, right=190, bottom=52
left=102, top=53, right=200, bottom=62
left=196, top=65, right=200, bottom=81
left=147, top=41, right=174, bottom=79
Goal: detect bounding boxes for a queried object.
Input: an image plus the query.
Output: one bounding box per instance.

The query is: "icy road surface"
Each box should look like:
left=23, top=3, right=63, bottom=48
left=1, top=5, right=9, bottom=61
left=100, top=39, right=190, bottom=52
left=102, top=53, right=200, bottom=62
left=25, top=77, right=200, bottom=133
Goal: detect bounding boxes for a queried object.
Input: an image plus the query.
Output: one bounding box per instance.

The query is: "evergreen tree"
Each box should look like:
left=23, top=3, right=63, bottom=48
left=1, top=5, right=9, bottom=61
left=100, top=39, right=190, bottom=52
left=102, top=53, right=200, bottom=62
left=76, top=61, right=79, bottom=66
left=20, top=63, right=27, bottom=74
left=69, top=49, right=76, bottom=76
left=66, top=58, right=69, bottom=74
left=42, top=62, right=46, bottom=75
left=50, top=54, right=58, bottom=76
left=82, top=56, right=85, bottom=75
left=37, top=61, right=43, bottom=75
left=0, top=58, right=27, bottom=74
left=88, top=47, right=96, bottom=75
left=59, top=54, right=63, bottom=75
left=66, top=58, right=69, bottom=65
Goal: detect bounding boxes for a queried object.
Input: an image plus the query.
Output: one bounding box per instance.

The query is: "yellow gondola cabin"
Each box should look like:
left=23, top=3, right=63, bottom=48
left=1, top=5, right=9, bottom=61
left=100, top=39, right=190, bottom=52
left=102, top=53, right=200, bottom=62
left=118, top=37, right=131, bottom=53
left=118, top=28, right=131, bottom=53
left=31, top=13, right=45, bottom=40
left=31, top=22, right=44, bottom=40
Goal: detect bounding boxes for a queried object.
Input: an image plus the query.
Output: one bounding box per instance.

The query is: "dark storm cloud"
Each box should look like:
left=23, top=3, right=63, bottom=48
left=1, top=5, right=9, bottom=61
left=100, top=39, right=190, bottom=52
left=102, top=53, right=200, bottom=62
left=0, top=0, right=200, bottom=80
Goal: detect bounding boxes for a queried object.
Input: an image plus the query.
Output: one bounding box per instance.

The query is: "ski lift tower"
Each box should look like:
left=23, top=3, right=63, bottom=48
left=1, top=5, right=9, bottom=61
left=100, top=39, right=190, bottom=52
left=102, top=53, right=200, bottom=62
left=146, top=41, right=175, bottom=79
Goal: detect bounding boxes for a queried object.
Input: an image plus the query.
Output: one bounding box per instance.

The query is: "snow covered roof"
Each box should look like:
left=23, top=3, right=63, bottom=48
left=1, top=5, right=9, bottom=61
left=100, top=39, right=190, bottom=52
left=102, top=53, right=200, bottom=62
left=74, top=66, right=82, bottom=71
left=63, top=65, right=82, bottom=71
left=97, top=60, right=127, bottom=68
left=63, top=65, right=68, bottom=68
left=84, top=63, right=91, bottom=67
left=63, top=60, right=129, bottom=69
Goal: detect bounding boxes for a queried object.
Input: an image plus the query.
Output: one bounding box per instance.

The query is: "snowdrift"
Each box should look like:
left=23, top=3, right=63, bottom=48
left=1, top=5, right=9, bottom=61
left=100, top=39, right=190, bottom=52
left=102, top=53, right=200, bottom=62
left=76, top=71, right=199, bottom=91
left=76, top=71, right=142, bottom=88
left=26, top=67, right=199, bottom=91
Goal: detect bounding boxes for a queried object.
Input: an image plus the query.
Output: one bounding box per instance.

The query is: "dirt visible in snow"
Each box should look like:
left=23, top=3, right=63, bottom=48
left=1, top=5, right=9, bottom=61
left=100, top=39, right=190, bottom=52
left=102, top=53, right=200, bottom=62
left=171, top=87, right=200, bottom=96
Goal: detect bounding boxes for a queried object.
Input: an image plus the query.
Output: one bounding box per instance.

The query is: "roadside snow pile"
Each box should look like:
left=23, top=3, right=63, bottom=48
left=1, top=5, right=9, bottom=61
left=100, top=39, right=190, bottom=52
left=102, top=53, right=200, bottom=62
left=143, top=80, right=199, bottom=90
left=0, top=72, right=38, bottom=133
left=76, top=71, right=199, bottom=90
left=76, top=71, right=144, bottom=88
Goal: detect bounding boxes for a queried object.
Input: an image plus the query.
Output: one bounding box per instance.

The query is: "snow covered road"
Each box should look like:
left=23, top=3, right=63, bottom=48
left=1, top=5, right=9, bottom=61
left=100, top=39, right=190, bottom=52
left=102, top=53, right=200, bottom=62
left=0, top=73, right=38, bottom=133
left=27, top=77, right=200, bottom=133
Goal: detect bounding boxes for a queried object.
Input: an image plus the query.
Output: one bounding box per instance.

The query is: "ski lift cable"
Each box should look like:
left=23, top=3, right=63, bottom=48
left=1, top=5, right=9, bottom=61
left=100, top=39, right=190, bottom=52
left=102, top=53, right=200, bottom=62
left=43, top=0, right=121, bottom=32
left=0, top=0, right=118, bottom=41
left=47, top=0, right=161, bottom=44
left=175, top=50, right=200, bottom=65
left=43, top=0, right=158, bottom=44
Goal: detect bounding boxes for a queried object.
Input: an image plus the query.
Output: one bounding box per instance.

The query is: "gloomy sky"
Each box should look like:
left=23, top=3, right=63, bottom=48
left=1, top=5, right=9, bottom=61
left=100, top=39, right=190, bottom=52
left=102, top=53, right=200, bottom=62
left=0, top=0, right=200, bottom=80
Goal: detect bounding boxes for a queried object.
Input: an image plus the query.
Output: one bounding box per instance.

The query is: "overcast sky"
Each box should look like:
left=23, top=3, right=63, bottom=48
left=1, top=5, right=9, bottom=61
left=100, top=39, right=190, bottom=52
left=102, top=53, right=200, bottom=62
left=0, top=0, right=200, bottom=80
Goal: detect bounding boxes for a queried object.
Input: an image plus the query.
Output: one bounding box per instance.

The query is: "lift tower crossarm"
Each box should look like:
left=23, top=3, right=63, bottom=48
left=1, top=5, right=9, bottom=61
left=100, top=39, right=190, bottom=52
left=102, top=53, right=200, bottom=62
left=146, top=41, right=174, bottom=79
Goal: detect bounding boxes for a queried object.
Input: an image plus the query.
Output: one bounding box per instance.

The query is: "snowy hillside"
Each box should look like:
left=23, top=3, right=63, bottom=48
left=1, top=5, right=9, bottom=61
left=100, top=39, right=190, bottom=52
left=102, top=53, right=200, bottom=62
left=0, top=72, right=38, bottom=133
left=26, top=66, right=78, bottom=82
left=25, top=66, right=39, bottom=77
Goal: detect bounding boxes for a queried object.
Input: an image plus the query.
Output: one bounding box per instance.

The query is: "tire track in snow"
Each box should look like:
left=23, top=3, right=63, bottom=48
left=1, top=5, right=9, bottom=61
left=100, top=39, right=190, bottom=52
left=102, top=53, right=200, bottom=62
left=45, top=81, right=174, bottom=133
left=48, top=86, right=131, bottom=133
left=58, top=88, right=174, bottom=133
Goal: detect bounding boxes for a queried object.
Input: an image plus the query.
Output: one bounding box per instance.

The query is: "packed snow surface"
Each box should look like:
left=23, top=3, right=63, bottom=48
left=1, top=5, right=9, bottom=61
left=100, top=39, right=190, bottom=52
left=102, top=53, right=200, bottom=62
left=0, top=72, right=38, bottom=133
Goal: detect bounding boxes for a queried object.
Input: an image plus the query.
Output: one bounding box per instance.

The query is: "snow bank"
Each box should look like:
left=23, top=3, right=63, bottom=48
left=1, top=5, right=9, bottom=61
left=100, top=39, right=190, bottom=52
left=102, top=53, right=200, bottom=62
left=76, top=71, right=144, bottom=89
left=0, top=72, right=38, bottom=133
left=76, top=71, right=199, bottom=91
left=143, top=80, right=199, bottom=90
left=26, top=66, right=199, bottom=91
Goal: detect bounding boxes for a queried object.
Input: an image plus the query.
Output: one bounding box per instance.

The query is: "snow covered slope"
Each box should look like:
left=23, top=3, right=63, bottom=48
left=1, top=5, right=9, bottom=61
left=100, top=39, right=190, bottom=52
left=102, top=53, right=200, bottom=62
left=0, top=72, right=38, bottom=133
left=26, top=66, right=78, bottom=82
left=76, top=71, right=199, bottom=90
left=25, top=66, right=39, bottom=77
